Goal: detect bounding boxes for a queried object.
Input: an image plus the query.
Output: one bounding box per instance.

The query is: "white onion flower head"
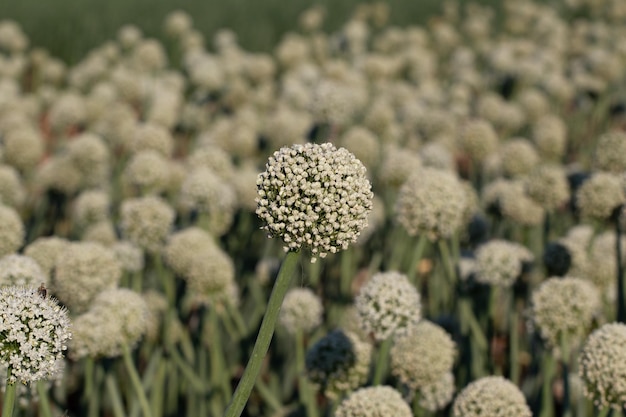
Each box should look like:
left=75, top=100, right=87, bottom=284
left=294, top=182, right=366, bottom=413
left=452, top=376, right=532, bottom=417
left=579, top=323, right=626, bottom=409
left=120, top=196, right=175, bottom=254
left=395, top=167, right=467, bottom=241
left=0, top=286, right=71, bottom=384
left=279, top=288, right=323, bottom=335
left=594, top=131, right=626, bottom=173
left=111, top=241, right=145, bottom=273
left=335, top=386, right=412, bottom=417
left=184, top=245, right=236, bottom=307
left=69, top=288, right=149, bottom=359
left=163, top=227, right=216, bottom=278
left=54, top=242, right=122, bottom=314
left=419, top=372, right=456, bottom=412
left=531, top=277, right=601, bottom=352
left=256, top=143, right=373, bottom=262
left=0, top=255, right=47, bottom=288
left=576, top=172, right=626, bottom=220
left=390, top=320, right=456, bottom=390
left=305, top=329, right=372, bottom=400
left=0, top=204, right=23, bottom=257
left=179, top=167, right=237, bottom=236
left=72, top=189, right=111, bottom=228
left=23, top=237, right=69, bottom=278
left=474, top=240, right=533, bottom=287
left=355, top=271, right=421, bottom=341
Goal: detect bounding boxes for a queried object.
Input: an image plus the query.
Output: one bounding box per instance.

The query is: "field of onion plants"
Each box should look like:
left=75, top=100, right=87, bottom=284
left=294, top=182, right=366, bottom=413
left=1, top=0, right=626, bottom=416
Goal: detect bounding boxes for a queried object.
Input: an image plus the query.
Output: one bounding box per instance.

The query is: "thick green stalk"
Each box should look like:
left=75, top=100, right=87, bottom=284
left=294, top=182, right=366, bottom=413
left=509, top=306, right=520, bottom=386
left=340, top=248, right=355, bottom=296
left=296, top=330, right=318, bottom=417
left=224, top=250, right=301, bottom=417
left=539, top=353, right=555, bottom=417
left=2, top=368, right=17, bottom=417
left=407, top=234, right=429, bottom=284
left=36, top=381, right=53, bottom=417
left=254, top=378, right=283, bottom=413
left=372, top=338, right=393, bottom=385
left=105, top=371, right=126, bottom=417
left=122, top=344, right=154, bottom=417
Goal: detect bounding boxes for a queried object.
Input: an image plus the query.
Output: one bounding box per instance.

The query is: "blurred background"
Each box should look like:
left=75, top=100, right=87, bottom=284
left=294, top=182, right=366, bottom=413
left=0, top=0, right=498, bottom=63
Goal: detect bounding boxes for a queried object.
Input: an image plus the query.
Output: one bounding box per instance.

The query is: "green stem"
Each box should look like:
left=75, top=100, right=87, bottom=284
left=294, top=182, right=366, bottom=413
left=149, top=359, right=167, bottom=417
left=296, top=330, right=318, bottom=417
left=2, top=368, right=17, bottom=417
left=36, top=380, right=53, bottom=417
left=510, top=306, right=520, bottom=386
left=539, top=353, right=555, bottom=417
left=207, top=306, right=230, bottom=406
left=254, top=378, right=283, bottom=413
left=340, top=248, right=355, bottom=296
left=123, top=344, right=154, bottom=417
left=105, top=370, right=126, bottom=417
left=88, top=362, right=103, bottom=417
left=438, top=239, right=456, bottom=283
left=407, top=234, right=429, bottom=284
left=372, top=338, right=392, bottom=385
left=224, top=250, right=301, bottom=417
left=560, top=336, right=571, bottom=417
left=597, top=407, right=611, bottom=417
left=169, top=347, right=208, bottom=393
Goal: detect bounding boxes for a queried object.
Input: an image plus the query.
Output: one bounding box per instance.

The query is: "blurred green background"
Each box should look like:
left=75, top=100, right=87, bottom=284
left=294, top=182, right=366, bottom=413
left=0, top=0, right=503, bottom=64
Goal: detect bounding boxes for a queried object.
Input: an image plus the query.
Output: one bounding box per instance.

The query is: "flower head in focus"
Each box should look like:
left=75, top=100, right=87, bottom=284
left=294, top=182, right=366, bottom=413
left=0, top=286, right=71, bottom=384
left=256, top=142, right=373, bottom=262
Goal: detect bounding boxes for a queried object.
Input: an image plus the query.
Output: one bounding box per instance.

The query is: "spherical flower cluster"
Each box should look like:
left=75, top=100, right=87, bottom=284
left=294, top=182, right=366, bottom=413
left=496, top=180, right=545, bottom=226
left=530, top=277, right=601, bottom=351
left=395, top=167, right=467, bottom=241
left=335, top=386, right=412, bottom=417
left=186, top=145, right=236, bottom=181
left=305, top=329, right=372, bottom=399
left=83, top=220, right=118, bottom=246
left=179, top=167, right=237, bottom=236
left=419, top=142, right=455, bottom=171
left=256, top=143, right=373, bottom=261
left=120, top=196, right=175, bottom=254
left=474, top=240, right=534, bottom=287
left=339, top=126, right=382, bottom=170
left=576, top=171, right=625, bottom=220
left=531, top=115, right=567, bottom=161
left=0, top=164, right=25, bottom=207
left=23, top=237, right=69, bottom=278
left=0, top=286, right=71, bottom=384
left=111, top=241, right=144, bottom=273
left=525, top=164, right=570, bottom=211
left=184, top=245, right=236, bottom=307
left=379, top=145, right=422, bottom=188
left=354, top=271, right=421, bottom=341
left=164, top=10, right=193, bottom=38
left=459, top=119, right=499, bottom=162
left=123, top=150, right=171, bottom=196
left=67, top=133, right=111, bottom=188
left=390, top=320, right=457, bottom=390
left=0, top=255, right=47, bottom=288
left=69, top=288, right=149, bottom=359
left=0, top=204, right=24, bottom=257
left=2, top=126, right=44, bottom=173
left=130, top=123, right=174, bottom=156
left=279, top=288, right=324, bottom=335
left=72, top=189, right=111, bottom=228
left=419, top=372, right=456, bottom=412
left=594, top=131, right=626, bottom=173
left=579, top=323, right=626, bottom=409
left=163, top=227, right=216, bottom=277
left=230, top=163, right=262, bottom=212
left=452, top=376, right=532, bottom=417
left=34, top=155, right=82, bottom=196
left=54, top=242, right=122, bottom=313
left=499, top=138, right=539, bottom=178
